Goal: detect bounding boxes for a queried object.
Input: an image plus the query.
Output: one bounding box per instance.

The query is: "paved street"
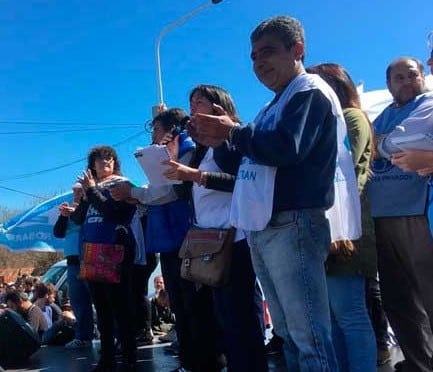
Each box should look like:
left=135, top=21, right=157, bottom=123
left=1, top=339, right=403, bottom=372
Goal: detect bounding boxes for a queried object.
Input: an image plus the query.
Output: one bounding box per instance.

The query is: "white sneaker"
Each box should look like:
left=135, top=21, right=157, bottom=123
left=65, top=339, right=92, bottom=348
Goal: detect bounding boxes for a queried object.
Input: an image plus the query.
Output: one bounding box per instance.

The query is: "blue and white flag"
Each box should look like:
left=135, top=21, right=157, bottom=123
left=0, top=192, right=74, bottom=252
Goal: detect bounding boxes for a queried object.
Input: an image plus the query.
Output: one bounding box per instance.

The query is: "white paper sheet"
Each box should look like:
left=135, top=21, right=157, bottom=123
left=391, top=133, right=433, bottom=151
left=134, top=145, right=181, bottom=186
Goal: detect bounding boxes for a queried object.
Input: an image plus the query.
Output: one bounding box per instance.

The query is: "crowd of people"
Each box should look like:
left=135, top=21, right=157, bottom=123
left=2, top=14, right=433, bottom=372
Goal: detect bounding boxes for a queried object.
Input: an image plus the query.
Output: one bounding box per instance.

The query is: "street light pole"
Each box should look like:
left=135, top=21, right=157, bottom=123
left=153, top=0, right=223, bottom=116
left=428, top=31, right=433, bottom=58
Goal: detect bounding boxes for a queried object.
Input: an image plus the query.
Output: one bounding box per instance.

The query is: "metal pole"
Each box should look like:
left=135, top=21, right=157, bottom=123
left=154, top=0, right=223, bottom=109
left=428, top=31, right=433, bottom=50
left=428, top=31, right=433, bottom=59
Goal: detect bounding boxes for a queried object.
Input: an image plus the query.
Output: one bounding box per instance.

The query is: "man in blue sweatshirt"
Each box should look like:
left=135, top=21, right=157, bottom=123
left=191, top=16, right=340, bottom=371
left=367, top=57, right=433, bottom=372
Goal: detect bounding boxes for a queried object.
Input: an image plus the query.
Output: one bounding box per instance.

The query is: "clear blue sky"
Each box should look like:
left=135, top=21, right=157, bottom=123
left=1, top=0, right=432, bottom=212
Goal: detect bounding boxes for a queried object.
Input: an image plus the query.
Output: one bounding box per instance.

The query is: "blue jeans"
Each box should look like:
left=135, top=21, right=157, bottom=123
left=67, top=262, right=94, bottom=341
left=327, top=275, right=376, bottom=372
left=250, top=209, right=337, bottom=372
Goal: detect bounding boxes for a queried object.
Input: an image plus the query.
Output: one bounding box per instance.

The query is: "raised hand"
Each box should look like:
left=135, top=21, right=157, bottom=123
left=162, top=159, right=200, bottom=183
left=110, top=182, right=133, bottom=201
left=59, top=202, right=75, bottom=217
left=77, top=169, right=96, bottom=191
left=190, top=104, right=236, bottom=148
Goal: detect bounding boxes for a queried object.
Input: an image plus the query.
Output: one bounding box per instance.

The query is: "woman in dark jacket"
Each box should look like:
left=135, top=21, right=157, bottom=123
left=71, top=145, right=137, bottom=372
left=164, top=84, right=267, bottom=372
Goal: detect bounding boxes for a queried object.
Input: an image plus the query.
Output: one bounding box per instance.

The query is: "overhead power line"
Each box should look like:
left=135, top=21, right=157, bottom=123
left=0, top=185, right=46, bottom=200
left=0, top=126, right=142, bottom=135
left=0, top=129, right=147, bottom=183
left=0, top=120, right=145, bottom=126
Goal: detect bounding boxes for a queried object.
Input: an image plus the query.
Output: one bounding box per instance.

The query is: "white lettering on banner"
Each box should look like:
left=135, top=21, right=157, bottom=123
left=237, top=170, right=257, bottom=181
left=9, top=232, right=52, bottom=242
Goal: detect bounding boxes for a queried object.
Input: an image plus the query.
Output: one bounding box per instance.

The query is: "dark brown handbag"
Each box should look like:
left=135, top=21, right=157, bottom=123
left=178, top=227, right=235, bottom=287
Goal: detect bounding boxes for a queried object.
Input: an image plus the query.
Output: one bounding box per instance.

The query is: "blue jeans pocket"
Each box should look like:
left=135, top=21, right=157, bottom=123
left=308, top=210, right=331, bottom=250
left=269, top=210, right=298, bottom=229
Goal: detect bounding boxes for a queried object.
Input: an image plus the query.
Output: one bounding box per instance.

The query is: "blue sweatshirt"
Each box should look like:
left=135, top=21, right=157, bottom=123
left=231, top=88, right=337, bottom=213
left=367, top=96, right=428, bottom=217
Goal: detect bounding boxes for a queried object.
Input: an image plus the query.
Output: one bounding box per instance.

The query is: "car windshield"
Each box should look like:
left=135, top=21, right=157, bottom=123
left=42, top=264, right=66, bottom=286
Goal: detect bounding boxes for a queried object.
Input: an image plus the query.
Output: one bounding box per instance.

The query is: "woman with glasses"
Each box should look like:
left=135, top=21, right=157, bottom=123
left=71, top=145, right=137, bottom=372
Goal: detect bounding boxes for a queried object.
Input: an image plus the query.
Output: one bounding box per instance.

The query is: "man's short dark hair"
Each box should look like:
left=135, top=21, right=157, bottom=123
left=34, top=283, right=49, bottom=299
left=4, top=291, right=21, bottom=306
left=151, top=108, right=188, bottom=133
left=251, top=16, right=305, bottom=53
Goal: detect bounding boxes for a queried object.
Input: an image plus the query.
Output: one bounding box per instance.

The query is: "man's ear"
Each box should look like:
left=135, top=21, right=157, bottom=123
left=293, top=41, right=305, bottom=61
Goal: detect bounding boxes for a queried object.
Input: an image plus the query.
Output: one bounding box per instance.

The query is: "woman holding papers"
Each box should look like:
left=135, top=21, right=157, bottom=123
left=164, top=84, right=267, bottom=372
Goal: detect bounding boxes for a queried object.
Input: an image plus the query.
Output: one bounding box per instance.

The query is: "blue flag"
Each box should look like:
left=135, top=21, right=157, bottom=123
left=0, top=192, right=74, bottom=252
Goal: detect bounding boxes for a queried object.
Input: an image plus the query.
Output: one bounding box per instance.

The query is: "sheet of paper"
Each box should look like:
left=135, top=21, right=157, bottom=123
left=134, top=145, right=181, bottom=186
left=391, top=133, right=433, bottom=151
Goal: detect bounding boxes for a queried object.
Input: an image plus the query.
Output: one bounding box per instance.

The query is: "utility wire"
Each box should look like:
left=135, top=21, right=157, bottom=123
left=0, top=129, right=147, bottom=182
left=0, top=120, right=145, bottom=126
left=0, top=126, right=142, bottom=135
left=0, top=185, right=46, bottom=200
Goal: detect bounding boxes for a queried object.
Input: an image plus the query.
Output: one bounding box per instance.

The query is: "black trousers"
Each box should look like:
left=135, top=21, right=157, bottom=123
left=375, top=215, right=433, bottom=372
left=365, top=275, right=390, bottom=349
left=89, top=256, right=136, bottom=364
left=160, top=251, right=223, bottom=371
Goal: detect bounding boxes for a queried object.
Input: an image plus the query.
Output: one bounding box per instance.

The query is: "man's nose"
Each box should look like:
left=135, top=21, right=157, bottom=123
left=190, top=103, right=197, bottom=115
left=253, top=59, right=265, bottom=73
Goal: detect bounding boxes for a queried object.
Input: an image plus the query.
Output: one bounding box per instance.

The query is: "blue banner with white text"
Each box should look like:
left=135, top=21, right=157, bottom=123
left=0, top=192, right=74, bottom=252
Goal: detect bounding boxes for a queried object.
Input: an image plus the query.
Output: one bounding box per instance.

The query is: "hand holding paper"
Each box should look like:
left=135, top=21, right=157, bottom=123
left=134, top=145, right=181, bottom=186
left=162, top=159, right=201, bottom=183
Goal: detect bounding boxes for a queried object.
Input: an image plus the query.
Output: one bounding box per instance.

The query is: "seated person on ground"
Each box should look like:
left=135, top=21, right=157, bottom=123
left=151, top=289, right=175, bottom=334
left=4, top=291, right=48, bottom=337
left=42, top=299, right=77, bottom=346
